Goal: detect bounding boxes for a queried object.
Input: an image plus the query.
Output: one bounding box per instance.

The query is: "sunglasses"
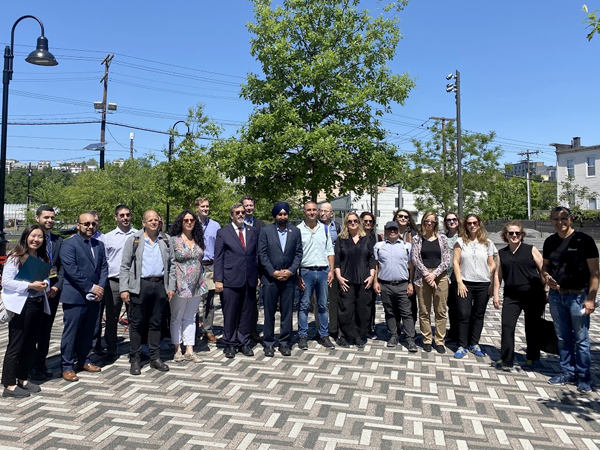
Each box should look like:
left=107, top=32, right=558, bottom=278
left=347, top=219, right=359, bottom=224
left=446, top=218, right=458, bottom=223
left=466, top=221, right=479, bottom=226
left=397, top=214, right=409, bottom=219
left=78, top=222, right=97, bottom=228
left=233, top=211, right=245, bottom=216
left=507, top=231, right=521, bottom=236
left=424, top=220, right=436, bottom=225
left=118, top=213, right=131, bottom=218
left=363, top=219, right=373, bottom=224
left=183, top=218, right=196, bottom=224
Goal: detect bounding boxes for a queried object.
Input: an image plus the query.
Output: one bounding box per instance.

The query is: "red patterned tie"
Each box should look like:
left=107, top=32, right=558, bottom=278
left=238, top=228, right=246, bottom=250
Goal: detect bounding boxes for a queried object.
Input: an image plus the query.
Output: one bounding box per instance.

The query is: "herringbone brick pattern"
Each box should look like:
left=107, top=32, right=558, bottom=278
left=0, top=296, right=598, bottom=450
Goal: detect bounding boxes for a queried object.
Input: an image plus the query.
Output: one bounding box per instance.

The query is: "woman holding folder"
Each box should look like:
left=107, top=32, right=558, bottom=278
left=1, top=225, right=51, bottom=398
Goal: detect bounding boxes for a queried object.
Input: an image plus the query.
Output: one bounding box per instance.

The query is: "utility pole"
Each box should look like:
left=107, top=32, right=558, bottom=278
left=429, top=116, right=455, bottom=179
left=26, top=162, right=32, bottom=206
left=446, top=71, right=463, bottom=218
left=129, top=132, right=134, bottom=160
left=518, top=149, right=539, bottom=220
left=99, top=53, right=113, bottom=169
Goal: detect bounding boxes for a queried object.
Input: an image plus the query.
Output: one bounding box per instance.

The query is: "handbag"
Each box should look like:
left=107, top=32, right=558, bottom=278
left=539, top=314, right=559, bottom=355
left=0, top=293, right=12, bottom=324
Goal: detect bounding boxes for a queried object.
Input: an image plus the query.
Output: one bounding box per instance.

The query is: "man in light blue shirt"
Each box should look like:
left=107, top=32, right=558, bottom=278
left=297, top=201, right=335, bottom=349
left=196, top=196, right=221, bottom=342
left=100, top=205, right=137, bottom=363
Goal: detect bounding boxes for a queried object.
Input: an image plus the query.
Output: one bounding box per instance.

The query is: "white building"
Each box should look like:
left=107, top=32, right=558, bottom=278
left=551, top=137, right=600, bottom=209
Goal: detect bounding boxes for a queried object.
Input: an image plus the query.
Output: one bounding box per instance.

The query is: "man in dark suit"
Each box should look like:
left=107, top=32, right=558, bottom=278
left=29, top=205, right=63, bottom=381
left=258, top=202, right=303, bottom=357
left=59, top=212, right=108, bottom=382
left=241, top=195, right=265, bottom=342
left=214, top=203, right=259, bottom=358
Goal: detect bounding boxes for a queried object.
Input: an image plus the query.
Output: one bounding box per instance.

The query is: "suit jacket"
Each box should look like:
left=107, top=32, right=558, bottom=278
left=258, top=223, right=303, bottom=285
left=49, top=232, right=64, bottom=290
left=214, top=224, right=258, bottom=289
left=119, top=229, right=176, bottom=297
left=59, top=234, right=108, bottom=305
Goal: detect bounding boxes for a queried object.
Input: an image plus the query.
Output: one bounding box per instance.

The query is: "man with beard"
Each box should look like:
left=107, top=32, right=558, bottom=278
left=258, top=202, right=302, bottom=357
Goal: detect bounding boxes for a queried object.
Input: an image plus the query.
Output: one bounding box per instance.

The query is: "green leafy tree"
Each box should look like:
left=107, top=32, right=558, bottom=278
left=531, top=180, right=557, bottom=211
left=481, top=174, right=527, bottom=220
left=583, top=4, right=600, bottom=41
left=405, top=122, right=502, bottom=214
left=164, top=104, right=241, bottom=226
left=558, top=175, right=599, bottom=213
left=6, top=167, right=74, bottom=204
left=212, top=0, right=415, bottom=202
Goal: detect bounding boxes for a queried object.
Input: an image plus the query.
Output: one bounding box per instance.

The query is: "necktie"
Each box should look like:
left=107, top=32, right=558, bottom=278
left=238, top=228, right=246, bottom=250
left=46, top=234, right=53, bottom=263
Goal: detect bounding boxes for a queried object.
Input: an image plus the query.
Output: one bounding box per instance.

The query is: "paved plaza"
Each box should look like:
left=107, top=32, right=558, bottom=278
left=0, top=292, right=599, bottom=450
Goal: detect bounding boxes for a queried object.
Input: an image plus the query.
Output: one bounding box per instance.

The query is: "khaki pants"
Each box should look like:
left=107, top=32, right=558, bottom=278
left=416, top=271, right=449, bottom=345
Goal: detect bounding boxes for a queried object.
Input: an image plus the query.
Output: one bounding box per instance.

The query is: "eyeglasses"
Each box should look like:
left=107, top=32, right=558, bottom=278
left=363, top=220, right=373, bottom=224
left=78, top=222, right=97, bottom=228
left=347, top=219, right=359, bottom=224
left=118, top=213, right=131, bottom=218
left=183, top=218, right=196, bottom=224
left=466, top=221, right=479, bottom=226
left=424, top=220, right=436, bottom=225
left=446, top=218, right=458, bottom=223
left=551, top=217, right=570, bottom=222
left=388, top=228, right=399, bottom=233
left=507, top=231, right=521, bottom=236
left=233, top=211, right=245, bottom=216
left=397, top=214, right=409, bottom=219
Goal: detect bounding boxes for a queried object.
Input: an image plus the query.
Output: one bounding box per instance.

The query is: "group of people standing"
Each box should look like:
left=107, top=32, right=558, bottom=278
left=1, top=199, right=597, bottom=398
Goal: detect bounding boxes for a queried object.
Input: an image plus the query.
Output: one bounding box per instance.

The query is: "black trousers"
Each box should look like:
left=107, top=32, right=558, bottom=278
left=446, top=273, right=458, bottom=341
left=104, top=279, right=127, bottom=355
left=457, top=281, right=490, bottom=348
left=262, top=281, right=294, bottom=348
left=328, top=278, right=340, bottom=337
left=222, top=284, right=256, bottom=347
left=338, top=283, right=372, bottom=341
left=2, top=299, right=44, bottom=386
left=129, top=279, right=167, bottom=363
left=380, top=282, right=416, bottom=340
left=91, top=298, right=105, bottom=351
left=32, top=279, right=60, bottom=373
left=501, top=285, right=546, bottom=365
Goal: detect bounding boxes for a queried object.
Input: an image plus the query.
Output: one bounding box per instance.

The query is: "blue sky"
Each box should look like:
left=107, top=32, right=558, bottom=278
left=1, top=0, right=598, bottom=170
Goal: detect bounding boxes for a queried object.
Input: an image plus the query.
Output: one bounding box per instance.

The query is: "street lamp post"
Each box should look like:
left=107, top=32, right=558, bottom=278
left=446, top=70, right=462, bottom=218
left=166, top=120, right=190, bottom=228
left=1, top=16, right=57, bottom=256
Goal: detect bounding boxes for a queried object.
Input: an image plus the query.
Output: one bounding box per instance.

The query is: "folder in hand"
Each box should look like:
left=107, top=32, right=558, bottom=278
left=15, top=256, right=51, bottom=283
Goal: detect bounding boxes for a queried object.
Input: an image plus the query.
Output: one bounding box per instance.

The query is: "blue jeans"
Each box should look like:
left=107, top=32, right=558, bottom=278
left=297, top=268, right=330, bottom=338
left=548, top=290, right=591, bottom=380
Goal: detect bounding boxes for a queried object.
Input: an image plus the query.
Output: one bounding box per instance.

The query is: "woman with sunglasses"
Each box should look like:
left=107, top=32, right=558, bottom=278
left=492, top=221, right=545, bottom=371
left=360, top=212, right=381, bottom=339
left=411, top=212, right=451, bottom=353
left=169, top=209, right=207, bottom=363
left=443, top=212, right=461, bottom=343
left=2, top=225, right=51, bottom=398
left=394, top=209, right=418, bottom=324
left=334, top=213, right=375, bottom=347
left=453, top=214, right=496, bottom=359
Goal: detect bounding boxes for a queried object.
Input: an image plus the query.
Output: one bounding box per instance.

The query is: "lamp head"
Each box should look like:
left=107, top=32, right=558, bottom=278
left=446, top=73, right=454, bottom=80
left=25, top=36, right=58, bottom=66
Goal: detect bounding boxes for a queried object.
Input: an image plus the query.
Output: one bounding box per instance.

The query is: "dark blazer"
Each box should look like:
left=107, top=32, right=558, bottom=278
left=49, top=232, right=64, bottom=290
left=258, top=223, right=303, bottom=285
left=214, top=224, right=258, bottom=288
left=251, top=217, right=266, bottom=233
left=59, top=234, right=108, bottom=305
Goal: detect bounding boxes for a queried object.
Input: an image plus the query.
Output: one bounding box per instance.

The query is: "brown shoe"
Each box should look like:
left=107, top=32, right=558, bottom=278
left=205, top=333, right=217, bottom=343
left=62, top=370, right=79, bottom=382
left=77, top=363, right=102, bottom=373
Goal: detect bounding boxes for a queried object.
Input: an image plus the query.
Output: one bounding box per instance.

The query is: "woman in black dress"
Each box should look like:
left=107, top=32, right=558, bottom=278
left=492, top=220, right=545, bottom=371
left=334, top=212, right=375, bottom=348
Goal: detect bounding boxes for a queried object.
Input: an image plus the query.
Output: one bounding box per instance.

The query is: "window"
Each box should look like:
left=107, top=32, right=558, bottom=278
left=587, top=156, right=596, bottom=177
left=590, top=198, right=597, bottom=210
left=566, top=159, right=574, bottom=178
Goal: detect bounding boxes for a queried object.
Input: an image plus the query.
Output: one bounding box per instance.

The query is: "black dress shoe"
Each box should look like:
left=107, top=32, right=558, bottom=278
left=336, top=337, right=350, bottom=348
left=279, top=345, right=291, bottom=356
left=130, top=361, right=141, bottom=376
left=224, top=346, right=236, bottom=358
left=240, top=345, right=254, bottom=357
left=150, top=359, right=169, bottom=372
left=264, top=346, right=275, bottom=357
left=104, top=353, right=119, bottom=365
